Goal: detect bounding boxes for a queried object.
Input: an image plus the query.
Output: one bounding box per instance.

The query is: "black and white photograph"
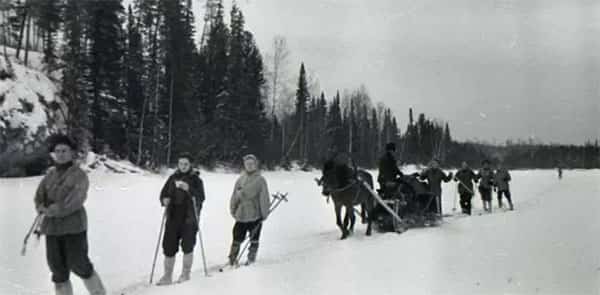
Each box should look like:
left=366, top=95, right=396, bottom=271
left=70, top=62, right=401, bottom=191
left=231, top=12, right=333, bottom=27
left=0, top=0, right=599, bottom=294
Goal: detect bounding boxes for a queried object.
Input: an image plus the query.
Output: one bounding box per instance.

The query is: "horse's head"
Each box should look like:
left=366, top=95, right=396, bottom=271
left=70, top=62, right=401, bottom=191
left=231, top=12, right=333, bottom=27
left=320, top=161, right=340, bottom=195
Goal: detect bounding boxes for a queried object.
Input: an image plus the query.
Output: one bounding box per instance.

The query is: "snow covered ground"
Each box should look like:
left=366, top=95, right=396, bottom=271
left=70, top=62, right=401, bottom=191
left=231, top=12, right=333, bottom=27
left=1, top=168, right=599, bottom=295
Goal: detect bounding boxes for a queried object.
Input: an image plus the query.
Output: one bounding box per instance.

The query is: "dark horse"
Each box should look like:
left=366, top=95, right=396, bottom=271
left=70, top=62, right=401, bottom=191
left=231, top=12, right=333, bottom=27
left=319, top=165, right=376, bottom=239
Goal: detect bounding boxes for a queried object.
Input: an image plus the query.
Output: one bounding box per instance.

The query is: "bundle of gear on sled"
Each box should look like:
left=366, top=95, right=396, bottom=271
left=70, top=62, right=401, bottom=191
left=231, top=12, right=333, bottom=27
left=372, top=173, right=441, bottom=232
left=372, top=143, right=441, bottom=232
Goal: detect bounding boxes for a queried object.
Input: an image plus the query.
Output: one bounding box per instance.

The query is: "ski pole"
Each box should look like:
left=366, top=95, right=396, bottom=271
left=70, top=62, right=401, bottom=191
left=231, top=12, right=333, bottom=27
left=452, top=186, right=459, bottom=212
left=191, top=197, right=209, bottom=277
left=149, top=207, right=167, bottom=284
left=234, top=193, right=288, bottom=265
left=197, top=225, right=209, bottom=277
left=21, top=214, right=42, bottom=256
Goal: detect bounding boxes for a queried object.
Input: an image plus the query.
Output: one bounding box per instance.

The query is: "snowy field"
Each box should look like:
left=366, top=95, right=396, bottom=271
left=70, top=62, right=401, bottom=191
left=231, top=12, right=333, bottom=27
left=1, top=168, right=599, bottom=295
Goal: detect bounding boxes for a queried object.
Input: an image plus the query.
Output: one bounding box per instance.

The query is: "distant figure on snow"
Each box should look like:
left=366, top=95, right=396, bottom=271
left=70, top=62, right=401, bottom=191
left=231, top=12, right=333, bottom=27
left=494, top=162, right=513, bottom=210
left=453, top=161, right=478, bottom=215
left=156, top=153, right=205, bottom=285
left=34, top=134, right=106, bottom=295
left=558, top=166, right=563, bottom=180
left=476, top=160, right=495, bottom=213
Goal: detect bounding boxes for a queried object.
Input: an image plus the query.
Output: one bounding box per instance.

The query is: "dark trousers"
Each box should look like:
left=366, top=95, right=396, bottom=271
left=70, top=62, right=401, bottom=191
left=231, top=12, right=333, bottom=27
left=479, top=187, right=492, bottom=201
left=497, top=190, right=512, bottom=206
left=46, top=231, right=94, bottom=283
left=459, top=193, right=473, bottom=215
left=229, top=220, right=263, bottom=263
left=162, top=221, right=197, bottom=257
left=232, top=220, right=263, bottom=243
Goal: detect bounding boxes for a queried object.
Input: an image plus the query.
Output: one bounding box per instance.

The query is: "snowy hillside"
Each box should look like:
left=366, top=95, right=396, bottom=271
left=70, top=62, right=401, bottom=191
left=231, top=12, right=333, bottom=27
left=0, top=48, right=59, bottom=141
left=1, top=169, right=599, bottom=295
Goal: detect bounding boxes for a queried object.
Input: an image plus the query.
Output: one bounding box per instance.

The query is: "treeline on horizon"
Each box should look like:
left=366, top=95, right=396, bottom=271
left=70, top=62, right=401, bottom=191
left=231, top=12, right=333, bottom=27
left=0, top=0, right=597, bottom=177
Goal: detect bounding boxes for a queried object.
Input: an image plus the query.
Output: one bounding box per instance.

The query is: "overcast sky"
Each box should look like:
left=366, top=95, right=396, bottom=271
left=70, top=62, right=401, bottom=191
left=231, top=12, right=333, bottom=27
left=196, top=0, right=600, bottom=144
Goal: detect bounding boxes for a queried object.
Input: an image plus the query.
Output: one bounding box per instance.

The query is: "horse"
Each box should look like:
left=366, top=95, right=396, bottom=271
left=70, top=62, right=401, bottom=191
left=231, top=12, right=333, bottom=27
left=319, top=164, right=376, bottom=240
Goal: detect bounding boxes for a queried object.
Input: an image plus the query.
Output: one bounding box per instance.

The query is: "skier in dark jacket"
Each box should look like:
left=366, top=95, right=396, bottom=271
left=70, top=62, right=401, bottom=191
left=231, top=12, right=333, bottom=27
left=157, top=153, right=205, bottom=285
left=377, top=142, right=404, bottom=199
left=453, top=161, right=477, bottom=215
left=419, top=159, right=452, bottom=215
left=34, top=134, right=106, bottom=295
left=476, top=160, right=495, bottom=213
left=494, top=162, right=513, bottom=210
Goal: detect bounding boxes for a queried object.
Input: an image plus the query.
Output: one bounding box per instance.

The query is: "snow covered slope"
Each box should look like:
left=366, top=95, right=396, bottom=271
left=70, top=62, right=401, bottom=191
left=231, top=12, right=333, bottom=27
left=0, top=169, right=598, bottom=295
left=0, top=48, right=58, bottom=142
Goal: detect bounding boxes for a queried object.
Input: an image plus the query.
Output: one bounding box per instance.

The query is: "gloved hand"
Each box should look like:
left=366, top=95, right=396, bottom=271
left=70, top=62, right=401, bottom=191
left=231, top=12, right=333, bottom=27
left=177, top=181, right=189, bottom=191
left=162, top=198, right=171, bottom=207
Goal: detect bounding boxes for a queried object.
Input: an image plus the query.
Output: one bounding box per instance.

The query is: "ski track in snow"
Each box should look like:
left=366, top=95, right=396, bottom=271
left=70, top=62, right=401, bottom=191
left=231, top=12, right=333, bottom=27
left=1, top=169, right=599, bottom=295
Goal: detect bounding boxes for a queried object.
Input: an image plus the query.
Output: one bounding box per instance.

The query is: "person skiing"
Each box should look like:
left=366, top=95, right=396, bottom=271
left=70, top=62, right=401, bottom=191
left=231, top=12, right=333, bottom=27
left=156, top=153, right=205, bottom=285
left=228, top=154, right=271, bottom=266
left=453, top=161, right=478, bottom=215
left=34, top=134, right=106, bottom=295
left=419, top=159, right=452, bottom=216
left=377, top=142, right=404, bottom=199
left=557, top=165, right=563, bottom=179
left=476, top=159, right=495, bottom=212
left=494, top=162, right=513, bottom=210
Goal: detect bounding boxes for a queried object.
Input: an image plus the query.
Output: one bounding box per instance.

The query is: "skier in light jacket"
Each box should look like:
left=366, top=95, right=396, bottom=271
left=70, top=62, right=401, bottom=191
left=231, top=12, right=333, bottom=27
left=228, top=154, right=271, bottom=266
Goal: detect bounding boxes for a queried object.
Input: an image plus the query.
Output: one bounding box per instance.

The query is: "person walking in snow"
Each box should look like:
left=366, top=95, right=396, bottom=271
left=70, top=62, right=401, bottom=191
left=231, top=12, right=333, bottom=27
left=419, top=159, right=453, bottom=215
left=34, top=134, right=106, bottom=295
left=494, top=162, right=513, bottom=210
left=227, top=154, right=271, bottom=266
left=453, top=161, right=478, bottom=215
left=156, top=153, right=205, bottom=285
left=476, top=159, right=495, bottom=212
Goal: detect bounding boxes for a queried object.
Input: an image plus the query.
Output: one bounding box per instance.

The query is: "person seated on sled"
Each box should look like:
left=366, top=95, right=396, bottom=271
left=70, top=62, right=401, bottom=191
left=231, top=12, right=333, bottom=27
left=319, top=150, right=355, bottom=195
left=377, top=142, right=404, bottom=199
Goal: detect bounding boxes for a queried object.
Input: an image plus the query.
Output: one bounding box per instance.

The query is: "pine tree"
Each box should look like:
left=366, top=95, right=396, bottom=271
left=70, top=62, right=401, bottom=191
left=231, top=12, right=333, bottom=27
left=159, top=0, right=197, bottom=164
left=60, top=0, right=89, bottom=147
left=85, top=0, right=126, bottom=157
left=33, top=0, right=61, bottom=71
left=326, top=92, right=344, bottom=154
left=293, top=63, right=309, bottom=161
left=125, top=5, right=146, bottom=162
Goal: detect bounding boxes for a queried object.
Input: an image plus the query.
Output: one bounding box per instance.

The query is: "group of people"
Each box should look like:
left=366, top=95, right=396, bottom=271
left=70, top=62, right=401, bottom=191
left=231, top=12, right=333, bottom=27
left=377, top=143, right=514, bottom=217
left=33, top=135, right=271, bottom=295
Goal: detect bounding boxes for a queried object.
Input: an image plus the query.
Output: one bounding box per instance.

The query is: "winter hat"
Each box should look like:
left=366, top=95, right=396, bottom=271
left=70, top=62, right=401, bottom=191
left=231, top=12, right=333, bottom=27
left=47, top=134, right=77, bottom=152
left=385, top=142, right=396, bottom=152
left=243, top=154, right=258, bottom=163
left=178, top=152, right=194, bottom=163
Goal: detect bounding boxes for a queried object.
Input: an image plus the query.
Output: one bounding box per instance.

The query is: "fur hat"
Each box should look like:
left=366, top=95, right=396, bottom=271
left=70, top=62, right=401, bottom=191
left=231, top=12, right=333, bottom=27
left=47, top=134, right=77, bottom=152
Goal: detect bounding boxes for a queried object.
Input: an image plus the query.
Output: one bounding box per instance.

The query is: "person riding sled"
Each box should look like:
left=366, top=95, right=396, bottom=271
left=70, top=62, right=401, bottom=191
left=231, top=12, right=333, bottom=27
left=377, top=142, right=404, bottom=199
left=156, top=153, right=205, bottom=285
